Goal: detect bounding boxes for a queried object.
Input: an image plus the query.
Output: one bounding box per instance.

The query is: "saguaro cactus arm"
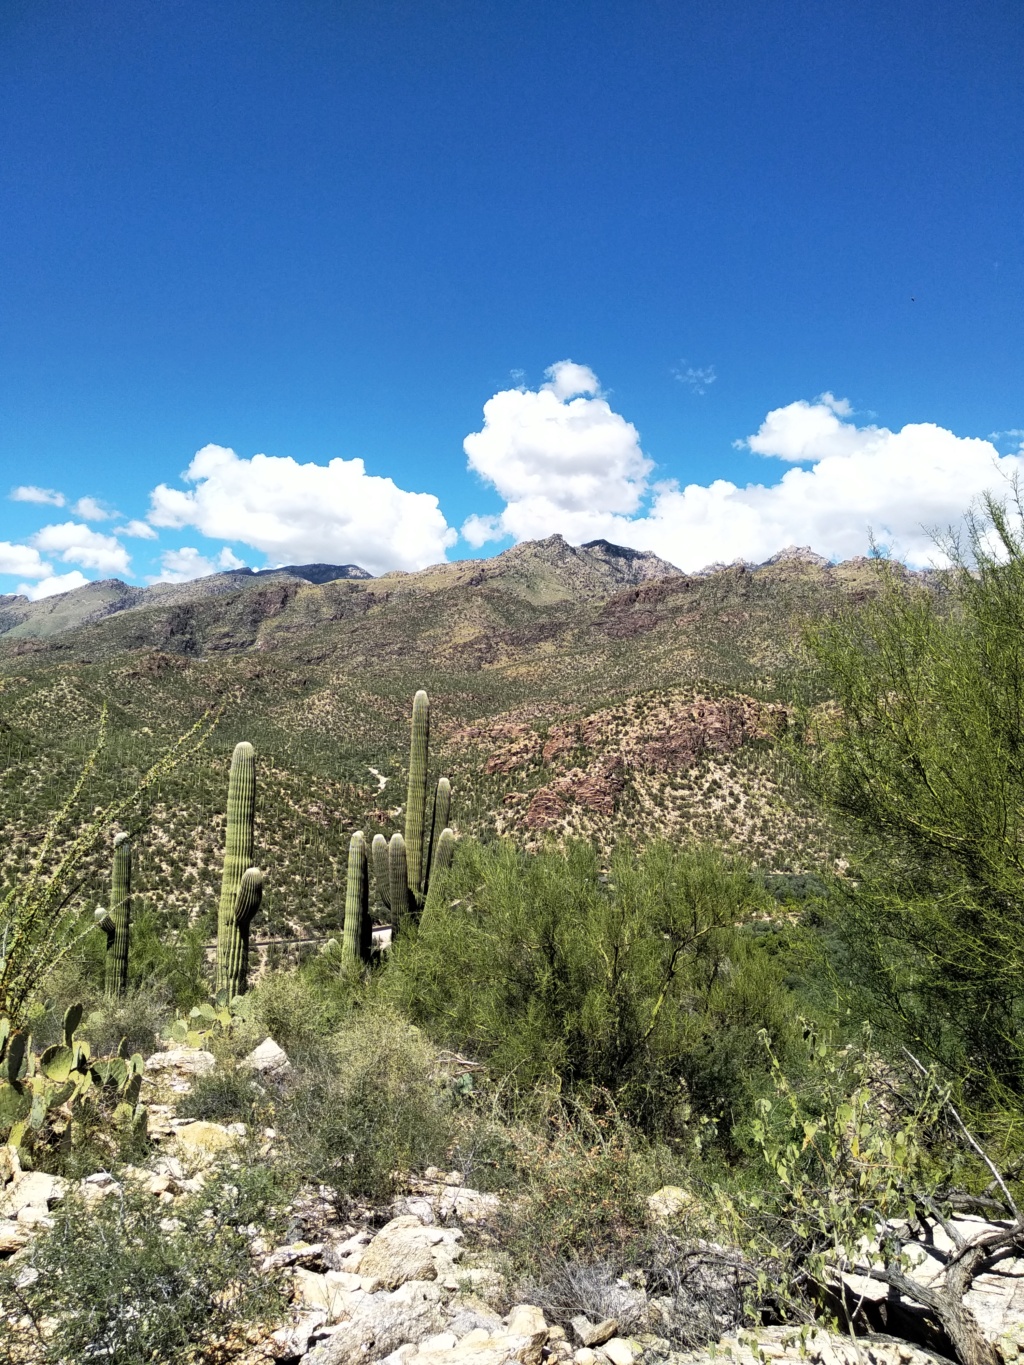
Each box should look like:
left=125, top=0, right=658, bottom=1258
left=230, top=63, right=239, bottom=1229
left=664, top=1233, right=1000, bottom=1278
left=432, top=827, right=457, bottom=882
left=342, top=832, right=370, bottom=970
left=233, top=867, right=264, bottom=928
left=405, top=690, right=430, bottom=903
left=388, top=832, right=411, bottom=934
left=424, top=777, right=451, bottom=889
left=372, top=832, right=391, bottom=914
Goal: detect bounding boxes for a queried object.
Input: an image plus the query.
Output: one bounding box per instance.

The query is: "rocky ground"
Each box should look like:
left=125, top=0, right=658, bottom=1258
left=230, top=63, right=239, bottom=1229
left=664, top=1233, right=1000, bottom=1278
left=2, top=1038, right=1023, bottom=1365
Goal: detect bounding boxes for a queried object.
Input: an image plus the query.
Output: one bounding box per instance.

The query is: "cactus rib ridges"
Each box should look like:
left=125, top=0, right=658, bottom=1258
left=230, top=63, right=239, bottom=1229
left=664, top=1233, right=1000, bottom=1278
left=108, top=832, right=131, bottom=1001
left=216, top=741, right=261, bottom=998
left=388, top=832, right=411, bottom=935
left=425, top=776, right=451, bottom=889
left=342, top=832, right=370, bottom=970
left=432, top=827, right=456, bottom=881
left=405, top=690, right=430, bottom=903
left=372, top=832, right=391, bottom=913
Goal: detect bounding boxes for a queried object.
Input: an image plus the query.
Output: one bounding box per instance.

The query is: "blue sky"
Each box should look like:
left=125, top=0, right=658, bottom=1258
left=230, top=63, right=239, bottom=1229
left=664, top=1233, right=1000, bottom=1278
left=2, top=0, right=1022, bottom=595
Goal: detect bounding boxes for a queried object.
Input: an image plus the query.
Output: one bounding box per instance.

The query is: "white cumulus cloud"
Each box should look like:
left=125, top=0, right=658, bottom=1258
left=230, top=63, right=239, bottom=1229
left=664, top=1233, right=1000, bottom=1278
left=459, top=367, right=1023, bottom=571
left=148, top=545, right=244, bottom=583
left=30, top=522, right=131, bottom=576
left=461, top=360, right=653, bottom=547
left=17, top=571, right=90, bottom=600
left=10, top=485, right=65, bottom=507
left=0, top=542, right=53, bottom=580
left=147, top=445, right=455, bottom=575
left=72, top=496, right=113, bottom=521
left=117, top=519, right=159, bottom=540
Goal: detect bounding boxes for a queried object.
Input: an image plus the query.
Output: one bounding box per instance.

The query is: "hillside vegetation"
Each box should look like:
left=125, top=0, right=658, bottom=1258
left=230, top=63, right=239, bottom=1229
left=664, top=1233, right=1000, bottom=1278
left=0, top=537, right=885, bottom=947
left=3, top=522, right=1024, bottom=1365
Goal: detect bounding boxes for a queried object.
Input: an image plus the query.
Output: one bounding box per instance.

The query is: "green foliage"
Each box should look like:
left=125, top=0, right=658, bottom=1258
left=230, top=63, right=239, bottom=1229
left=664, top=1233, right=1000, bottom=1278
left=161, top=992, right=255, bottom=1050
left=0, top=708, right=214, bottom=1026
left=215, top=740, right=264, bottom=999
left=804, top=498, right=1024, bottom=1099
left=279, top=1006, right=457, bottom=1203
left=0, top=1164, right=288, bottom=1364
left=500, top=1093, right=667, bottom=1268
left=383, top=838, right=800, bottom=1142
left=0, top=1002, right=146, bottom=1161
left=729, top=1024, right=1018, bottom=1364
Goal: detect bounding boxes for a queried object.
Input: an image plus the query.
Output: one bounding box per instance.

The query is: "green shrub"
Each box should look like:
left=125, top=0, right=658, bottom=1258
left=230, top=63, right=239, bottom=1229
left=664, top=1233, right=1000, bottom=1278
left=803, top=496, right=1024, bottom=1100
left=234, top=965, right=357, bottom=1061
left=0, top=1165, right=287, bottom=1363
left=279, top=1005, right=456, bottom=1204
left=383, top=839, right=801, bottom=1144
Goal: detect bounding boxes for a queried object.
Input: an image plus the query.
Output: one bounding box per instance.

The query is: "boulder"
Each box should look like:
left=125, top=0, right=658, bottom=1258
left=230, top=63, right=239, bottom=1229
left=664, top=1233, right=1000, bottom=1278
left=0, top=1218, right=30, bottom=1253
left=646, top=1185, right=691, bottom=1222
left=685, top=1327, right=949, bottom=1365
left=144, top=1047, right=216, bottom=1076
left=598, top=1340, right=634, bottom=1365
left=359, top=1215, right=462, bottom=1291
left=571, top=1318, right=618, bottom=1348
left=374, top=1310, right=549, bottom=1365
left=171, top=1120, right=238, bottom=1160
left=292, top=1266, right=366, bottom=1321
left=242, top=1037, right=291, bottom=1077
left=300, top=1279, right=444, bottom=1365
left=0, top=1170, right=66, bottom=1218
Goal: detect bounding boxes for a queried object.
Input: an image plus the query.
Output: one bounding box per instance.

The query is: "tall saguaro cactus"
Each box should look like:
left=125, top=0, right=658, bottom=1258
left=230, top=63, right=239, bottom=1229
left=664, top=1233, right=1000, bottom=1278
left=404, top=690, right=430, bottom=899
left=372, top=691, right=457, bottom=935
left=216, top=741, right=264, bottom=998
left=342, top=831, right=371, bottom=970
left=94, top=832, right=132, bottom=1000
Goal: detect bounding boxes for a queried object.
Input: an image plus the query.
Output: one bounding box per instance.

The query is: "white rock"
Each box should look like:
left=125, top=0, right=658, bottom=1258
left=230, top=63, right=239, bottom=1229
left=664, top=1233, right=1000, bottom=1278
left=16, top=1204, right=53, bottom=1227
left=646, top=1185, right=691, bottom=1222
left=571, top=1317, right=617, bottom=1348
left=0, top=1171, right=66, bottom=1218
left=839, top=1215, right=1024, bottom=1355
left=242, top=1036, right=292, bottom=1076
left=359, top=1215, right=458, bottom=1290
left=0, top=1218, right=30, bottom=1253
left=300, top=1279, right=444, bottom=1365
left=505, top=1305, right=547, bottom=1340
left=599, top=1340, right=634, bottom=1365
left=292, top=1266, right=364, bottom=1321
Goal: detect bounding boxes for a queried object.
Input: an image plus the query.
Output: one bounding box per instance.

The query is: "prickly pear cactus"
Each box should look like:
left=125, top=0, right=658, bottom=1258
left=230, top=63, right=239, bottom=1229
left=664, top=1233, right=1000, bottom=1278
left=216, top=742, right=264, bottom=999
left=0, top=1003, right=146, bottom=1156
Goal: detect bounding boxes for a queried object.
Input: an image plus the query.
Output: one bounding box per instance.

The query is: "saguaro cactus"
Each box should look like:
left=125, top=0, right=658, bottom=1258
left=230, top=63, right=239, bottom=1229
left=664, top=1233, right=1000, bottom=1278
left=405, top=690, right=431, bottom=899
left=371, top=692, right=457, bottom=935
left=216, top=741, right=264, bottom=998
left=95, top=832, right=132, bottom=1000
left=342, top=831, right=371, bottom=969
